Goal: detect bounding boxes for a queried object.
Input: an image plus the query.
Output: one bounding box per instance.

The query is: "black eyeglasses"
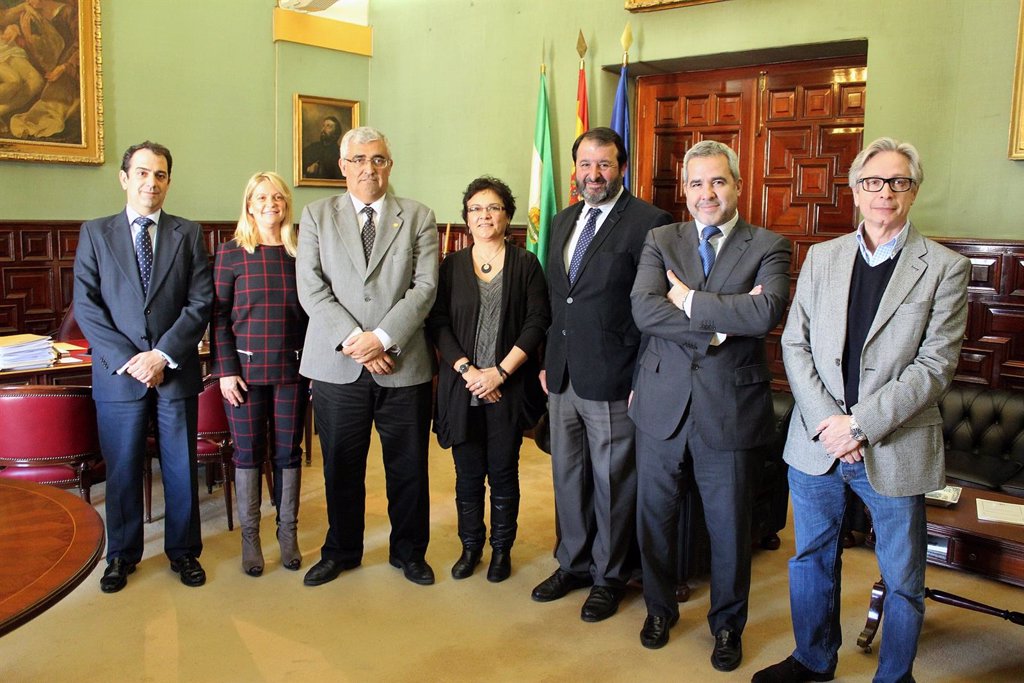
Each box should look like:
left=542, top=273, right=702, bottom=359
left=857, top=177, right=916, bottom=193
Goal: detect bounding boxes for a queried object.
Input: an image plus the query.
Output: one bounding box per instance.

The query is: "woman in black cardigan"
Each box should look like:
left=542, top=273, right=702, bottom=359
left=427, top=176, right=550, bottom=582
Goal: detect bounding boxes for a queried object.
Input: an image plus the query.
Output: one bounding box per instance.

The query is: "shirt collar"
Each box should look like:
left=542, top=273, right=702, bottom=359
left=349, top=193, right=385, bottom=218
left=856, top=221, right=909, bottom=266
left=126, top=207, right=162, bottom=228
left=695, top=211, right=740, bottom=240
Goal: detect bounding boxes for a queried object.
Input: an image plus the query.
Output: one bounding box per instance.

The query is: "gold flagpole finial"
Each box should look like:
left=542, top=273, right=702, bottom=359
left=620, top=22, right=633, bottom=63
left=576, top=30, right=588, bottom=61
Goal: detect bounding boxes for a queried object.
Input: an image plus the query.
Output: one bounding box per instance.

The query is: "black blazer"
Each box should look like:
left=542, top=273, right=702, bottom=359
left=72, top=210, right=213, bottom=401
left=544, top=191, right=673, bottom=402
left=427, top=244, right=550, bottom=448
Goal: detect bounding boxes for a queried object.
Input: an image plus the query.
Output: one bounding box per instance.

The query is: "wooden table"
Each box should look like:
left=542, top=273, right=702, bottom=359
left=857, top=485, right=1024, bottom=650
left=0, top=479, right=105, bottom=638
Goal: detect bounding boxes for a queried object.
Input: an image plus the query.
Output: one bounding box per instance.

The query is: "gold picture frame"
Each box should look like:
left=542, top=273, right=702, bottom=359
left=1009, top=0, right=1024, bottom=159
left=293, top=93, right=359, bottom=187
left=0, top=0, right=103, bottom=165
left=626, top=0, right=727, bottom=12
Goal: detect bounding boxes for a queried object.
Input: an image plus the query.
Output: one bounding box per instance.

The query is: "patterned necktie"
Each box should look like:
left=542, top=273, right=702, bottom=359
left=134, top=216, right=154, bottom=296
left=360, top=206, right=375, bottom=264
left=568, top=207, right=601, bottom=284
left=698, top=225, right=721, bottom=277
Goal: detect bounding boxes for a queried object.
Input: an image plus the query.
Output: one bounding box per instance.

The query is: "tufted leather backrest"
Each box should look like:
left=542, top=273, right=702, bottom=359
left=939, top=385, right=1024, bottom=465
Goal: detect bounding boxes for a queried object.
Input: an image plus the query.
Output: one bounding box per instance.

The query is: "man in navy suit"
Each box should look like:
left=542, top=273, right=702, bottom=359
left=532, top=127, right=672, bottom=622
left=74, top=141, right=213, bottom=593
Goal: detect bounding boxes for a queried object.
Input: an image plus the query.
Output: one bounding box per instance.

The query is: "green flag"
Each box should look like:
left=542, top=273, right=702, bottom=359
left=527, top=68, right=557, bottom=269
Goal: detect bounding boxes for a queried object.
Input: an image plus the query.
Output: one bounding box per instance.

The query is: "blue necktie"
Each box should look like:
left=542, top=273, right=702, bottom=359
left=568, top=207, right=601, bottom=284
left=698, top=225, right=721, bottom=277
left=134, top=217, right=154, bottom=296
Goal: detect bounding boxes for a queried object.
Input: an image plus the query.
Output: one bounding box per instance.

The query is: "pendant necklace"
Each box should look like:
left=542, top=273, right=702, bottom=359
left=477, top=245, right=504, bottom=273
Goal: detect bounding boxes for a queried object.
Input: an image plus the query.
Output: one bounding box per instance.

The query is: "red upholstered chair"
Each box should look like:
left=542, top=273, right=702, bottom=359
left=143, top=377, right=235, bottom=529
left=0, top=385, right=105, bottom=502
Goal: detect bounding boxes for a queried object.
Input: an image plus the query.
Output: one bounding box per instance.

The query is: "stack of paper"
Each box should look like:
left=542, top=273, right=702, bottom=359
left=0, top=333, right=56, bottom=371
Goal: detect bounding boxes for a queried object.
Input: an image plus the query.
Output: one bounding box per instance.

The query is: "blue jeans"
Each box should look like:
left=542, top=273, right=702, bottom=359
left=788, top=461, right=926, bottom=683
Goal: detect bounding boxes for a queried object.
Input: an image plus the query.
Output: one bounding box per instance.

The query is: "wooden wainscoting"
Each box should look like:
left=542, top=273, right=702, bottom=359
left=3, top=220, right=1018, bottom=390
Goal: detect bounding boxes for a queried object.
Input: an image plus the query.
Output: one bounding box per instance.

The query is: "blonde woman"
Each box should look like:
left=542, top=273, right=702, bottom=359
left=211, top=171, right=309, bottom=576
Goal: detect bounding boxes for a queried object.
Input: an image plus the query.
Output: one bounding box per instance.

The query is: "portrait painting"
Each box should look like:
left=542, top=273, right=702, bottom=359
left=0, top=0, right=103, bottom=164
left=293, top=93, right=359, bottom=187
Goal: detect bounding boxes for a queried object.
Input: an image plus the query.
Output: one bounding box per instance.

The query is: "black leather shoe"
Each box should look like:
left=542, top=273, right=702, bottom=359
left=170, top=554, right=206, bottom=587
left=451, top=548, right=482, bottom=579
left=751, top=656, right=835, bottom=682
left=580, top=585, right=624, bottom=622
left=640, top=613, right=679, bottom=649
left=303, top=558, right=359, bottom=586
left=390, top=557, right=435, bottom=585
left=711, top=629, right=742, bottom=672
left=99, top=558, right=136, bottom=593
left=531, top=569, right=592, bottom=602
left=486, top=549, right=511, bottom=583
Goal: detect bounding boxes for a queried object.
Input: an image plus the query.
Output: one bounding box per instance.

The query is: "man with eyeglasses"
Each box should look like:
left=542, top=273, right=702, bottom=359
left=752, top=138, right=970, bottom=683
left=297, top=126, right=439, bottom=587
left=532, top=127, right=672, bottom=622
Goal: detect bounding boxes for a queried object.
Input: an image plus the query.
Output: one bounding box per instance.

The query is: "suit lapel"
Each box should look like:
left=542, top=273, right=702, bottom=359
left=825, top=237, right=857, bottom=360
left=668, top=222, right=705, bottom=288
left=368, top=195, right=402, bottom=277
left=864, top=228, right=927, bottom=346
left=104, top=211, right=146, bottom=302
left=331, top=193, right=369, bottom=276
left=569, top=192, right=629, bottom=290
left=552, top=203, right=584, bottom=285
left=147, top=213, right=184, bottom=302
left=705, top=219, right=752, bottom=291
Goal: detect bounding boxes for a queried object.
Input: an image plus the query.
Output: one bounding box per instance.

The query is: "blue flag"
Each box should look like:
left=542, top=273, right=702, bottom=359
left=610, top=63, right=630, bottom=191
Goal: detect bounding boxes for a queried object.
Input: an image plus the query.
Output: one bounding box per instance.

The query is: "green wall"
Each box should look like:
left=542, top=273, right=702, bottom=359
left=368, top=0, right=1024, bottom=238
left=1, top=0, right=1021, bottom=240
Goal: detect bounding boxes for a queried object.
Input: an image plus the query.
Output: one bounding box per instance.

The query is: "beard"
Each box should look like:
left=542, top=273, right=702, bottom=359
left=580, top=174, right=623, bottom=205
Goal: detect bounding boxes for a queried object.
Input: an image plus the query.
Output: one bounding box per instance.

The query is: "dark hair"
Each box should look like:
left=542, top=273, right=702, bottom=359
left=120, top=141, right=173, bottom=176
left=571, top=127, right=627, bottom=166
left=324, top=115, right=341, bottom=129
left=461, top=176, right=516, bottom=222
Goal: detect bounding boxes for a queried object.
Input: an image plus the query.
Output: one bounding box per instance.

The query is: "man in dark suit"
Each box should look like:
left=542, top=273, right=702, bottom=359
left=532, top=127, right=672, bottom=622
left=73, top=141, right=213, bottom=593
left=297, top=126, right=439, bottom=587
left=629, top=140, right=791, bottom=668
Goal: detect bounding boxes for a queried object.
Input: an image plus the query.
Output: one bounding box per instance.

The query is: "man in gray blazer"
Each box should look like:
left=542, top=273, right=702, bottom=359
left=630, top=140, right=791, bottom=668
left=753, top=138, right=970, bottom=683
left=297, top=126, right=439, bottom=587
left=74, top=141, right=213, bottom=593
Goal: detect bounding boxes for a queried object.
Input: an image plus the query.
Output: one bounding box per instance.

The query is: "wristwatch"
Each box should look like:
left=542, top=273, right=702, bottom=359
left=849, top=416, right=867, bottom=443
left=457, top=362, right=472, bottom=375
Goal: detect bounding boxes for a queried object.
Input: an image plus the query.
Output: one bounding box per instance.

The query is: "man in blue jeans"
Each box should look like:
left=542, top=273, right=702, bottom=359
left=753, top=138, right=969, bottom=683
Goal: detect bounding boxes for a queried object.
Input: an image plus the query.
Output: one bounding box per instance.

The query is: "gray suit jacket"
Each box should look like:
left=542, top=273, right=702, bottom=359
left=781, top=227, right=970, bottom=496
left=72, top=210, right=213, bottom=401
left=297, top=191, right=438, bottom=387
left=629, top=218, right=791, bottom=450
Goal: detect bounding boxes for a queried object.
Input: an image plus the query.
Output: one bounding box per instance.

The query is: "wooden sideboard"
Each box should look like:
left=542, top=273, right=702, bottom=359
left=1, top=219, right=1020, bottom=390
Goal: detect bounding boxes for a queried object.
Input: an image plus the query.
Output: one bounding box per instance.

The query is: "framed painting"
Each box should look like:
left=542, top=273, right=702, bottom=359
left=293, top=93, right=359, bottom=187
left=1010, top=0, right=1024, bottom=159
left=626, top=0, right=727, bottom=11
left=0, top=0, right=103, bottom=164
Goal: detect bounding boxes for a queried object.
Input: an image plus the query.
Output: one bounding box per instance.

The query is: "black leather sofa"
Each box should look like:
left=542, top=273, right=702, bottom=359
left=940, top=384, right=1024, bottom=498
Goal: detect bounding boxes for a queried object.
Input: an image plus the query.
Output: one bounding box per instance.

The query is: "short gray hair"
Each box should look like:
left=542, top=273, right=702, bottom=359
left=340, top=126, right=392, bottom=159
left=682, top=140, right=741, bottom=183
left=848, top=137, right=923, bottom=190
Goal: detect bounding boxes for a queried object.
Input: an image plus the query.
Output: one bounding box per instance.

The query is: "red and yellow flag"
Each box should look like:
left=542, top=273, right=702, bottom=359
left=568, top=33, right=589, bottom=205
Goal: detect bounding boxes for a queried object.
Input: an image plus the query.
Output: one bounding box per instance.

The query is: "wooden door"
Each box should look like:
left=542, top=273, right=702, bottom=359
left=635, top=57, right=866, bottom=238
